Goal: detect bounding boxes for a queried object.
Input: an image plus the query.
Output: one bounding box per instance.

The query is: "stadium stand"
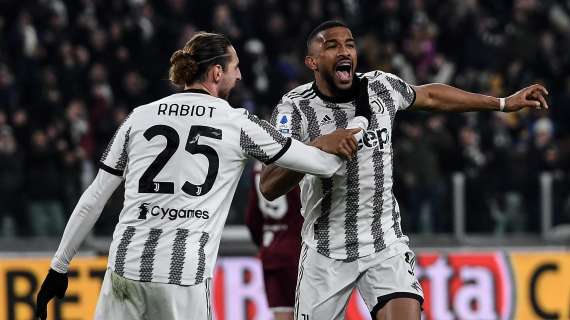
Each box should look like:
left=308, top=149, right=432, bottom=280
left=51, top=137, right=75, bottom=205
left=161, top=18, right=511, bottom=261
left=0, top=0, right=568, bottom=238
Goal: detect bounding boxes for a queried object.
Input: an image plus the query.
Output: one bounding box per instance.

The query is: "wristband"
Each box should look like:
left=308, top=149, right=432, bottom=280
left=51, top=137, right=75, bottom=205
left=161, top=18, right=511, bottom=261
left=499, top=98, right=506, bottom=112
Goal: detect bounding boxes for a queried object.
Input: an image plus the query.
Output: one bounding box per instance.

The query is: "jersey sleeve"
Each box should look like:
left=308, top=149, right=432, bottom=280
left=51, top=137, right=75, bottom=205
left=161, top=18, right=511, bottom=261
left=270, top=98, right=308, bottom=142
left=239, top=110, right=293, bottom=164
left=384, top=72, right=416, bottom=110
left=238, top=110, right=342, bottom=177
left=51, top=169, right=123, bottom=273
left=99, top=112, right=133, bottom=176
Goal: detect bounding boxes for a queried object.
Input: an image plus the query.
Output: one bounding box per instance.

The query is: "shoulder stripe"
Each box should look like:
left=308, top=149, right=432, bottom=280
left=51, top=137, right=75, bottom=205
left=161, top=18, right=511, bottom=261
left=269, top=107, right=279, bottom=127
left=301, top=89, right=316, bottom=99
left=246, top=113, right=288, bottom=147
left=304, top=91, right=317, bottom=100
left=386, top=76, right=415, bottom=107
left=285, top=87, right=314, bottom=101
left=100, top=111, right=133, bottom=163
left=115, top=127, right=131, bottom=171
left=287, top=102, right=303, bottom=141
left=298, top=99, right=320, bottom=140
left=240, top=130, right=270, bottom=162
left=286, top=93, right=301, bottom=100
left=289, top=87, right=313, bottom=97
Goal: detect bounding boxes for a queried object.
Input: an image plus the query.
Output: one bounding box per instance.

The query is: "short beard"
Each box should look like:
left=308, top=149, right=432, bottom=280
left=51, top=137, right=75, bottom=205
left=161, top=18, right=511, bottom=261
left=322, top=71, right=353, bottom=97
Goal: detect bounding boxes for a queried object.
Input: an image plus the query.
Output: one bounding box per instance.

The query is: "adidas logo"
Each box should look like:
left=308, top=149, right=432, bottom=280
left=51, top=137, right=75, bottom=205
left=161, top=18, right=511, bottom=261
left=320, top=114, right=334, bottom=125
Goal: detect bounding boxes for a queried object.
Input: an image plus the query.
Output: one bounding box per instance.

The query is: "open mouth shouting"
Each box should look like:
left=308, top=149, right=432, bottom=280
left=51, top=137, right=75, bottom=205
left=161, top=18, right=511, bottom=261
left=335, top=59, right=353, bottom=83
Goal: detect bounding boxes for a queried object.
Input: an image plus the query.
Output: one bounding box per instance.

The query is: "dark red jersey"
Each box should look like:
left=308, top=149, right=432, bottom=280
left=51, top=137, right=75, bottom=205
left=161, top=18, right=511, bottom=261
left=245, top=161, right=303, bottom=269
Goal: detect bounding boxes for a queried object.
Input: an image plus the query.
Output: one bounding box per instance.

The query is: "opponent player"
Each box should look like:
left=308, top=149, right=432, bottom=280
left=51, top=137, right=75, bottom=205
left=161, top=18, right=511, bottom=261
left=260, top=21, right=549, bottom=320
left=35, top=32, right=364, bottom=320
left=246, top=160, right=302, bottom=320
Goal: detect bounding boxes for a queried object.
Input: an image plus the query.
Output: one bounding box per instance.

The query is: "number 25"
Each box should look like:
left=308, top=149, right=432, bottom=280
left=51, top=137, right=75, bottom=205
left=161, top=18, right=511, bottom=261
left=138, top=125, right=222, bottom=196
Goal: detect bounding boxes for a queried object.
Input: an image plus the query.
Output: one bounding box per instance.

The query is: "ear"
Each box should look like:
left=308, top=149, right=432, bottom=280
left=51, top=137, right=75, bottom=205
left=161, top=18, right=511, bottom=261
left=211, top=64, right=223, bottom=83
left=305, top=56, right=317, bottom=71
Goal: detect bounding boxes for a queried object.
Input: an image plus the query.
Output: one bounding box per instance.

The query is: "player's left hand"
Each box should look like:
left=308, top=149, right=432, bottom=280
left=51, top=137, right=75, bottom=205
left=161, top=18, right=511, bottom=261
left=36, top=269, right=68, bottom=320
left=504, top=84, right=549, bottom=112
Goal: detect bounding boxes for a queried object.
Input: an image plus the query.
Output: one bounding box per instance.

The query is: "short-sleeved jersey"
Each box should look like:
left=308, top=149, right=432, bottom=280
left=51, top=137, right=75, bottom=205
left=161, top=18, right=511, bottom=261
left=271, top=71, right=415, bottom=261
left=100, top=89, right=293, bottom=285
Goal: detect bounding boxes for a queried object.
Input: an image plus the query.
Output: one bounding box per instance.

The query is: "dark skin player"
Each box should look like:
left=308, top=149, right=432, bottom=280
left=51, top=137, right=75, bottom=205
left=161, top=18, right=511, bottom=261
left=261, top=25, right=549, bottom=320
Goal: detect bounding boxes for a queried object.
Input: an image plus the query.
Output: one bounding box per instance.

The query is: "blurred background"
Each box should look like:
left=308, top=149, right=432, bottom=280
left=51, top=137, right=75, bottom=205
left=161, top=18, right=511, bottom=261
left=0, top=0, right=569, bottom=319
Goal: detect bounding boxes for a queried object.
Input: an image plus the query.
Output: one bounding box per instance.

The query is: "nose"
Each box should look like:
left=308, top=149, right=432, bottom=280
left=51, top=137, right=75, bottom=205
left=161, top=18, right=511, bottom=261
left=237, top=68, right=242, bottom=81
left=338, top=44, right=351, bottom=57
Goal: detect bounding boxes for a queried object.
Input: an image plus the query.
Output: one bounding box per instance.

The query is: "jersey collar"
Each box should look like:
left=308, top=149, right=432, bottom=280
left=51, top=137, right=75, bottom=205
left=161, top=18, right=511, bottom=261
left=312, top=76, right=361, bottom=103
left=183, top=88, right=212, bottom=95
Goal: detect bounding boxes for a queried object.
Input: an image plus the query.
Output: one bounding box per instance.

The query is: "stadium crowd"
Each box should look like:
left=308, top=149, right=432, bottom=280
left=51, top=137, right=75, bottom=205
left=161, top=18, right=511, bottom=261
left=0, top=0, right=569, bottom=237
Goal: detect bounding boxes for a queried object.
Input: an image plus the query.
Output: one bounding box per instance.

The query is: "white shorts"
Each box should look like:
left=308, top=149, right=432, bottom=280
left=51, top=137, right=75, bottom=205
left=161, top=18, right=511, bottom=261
left=94, top=268, right=212, bottom=320
left=294, top=240, right=423, bottom=320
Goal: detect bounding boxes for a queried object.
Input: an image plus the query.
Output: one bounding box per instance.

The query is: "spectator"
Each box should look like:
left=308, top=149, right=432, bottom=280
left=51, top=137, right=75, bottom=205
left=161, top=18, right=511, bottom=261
left=0, top=0, right=568, bottom=235
left=26, top=129, right=65, bottom=236
left=0, top=113, right=24, bottom=237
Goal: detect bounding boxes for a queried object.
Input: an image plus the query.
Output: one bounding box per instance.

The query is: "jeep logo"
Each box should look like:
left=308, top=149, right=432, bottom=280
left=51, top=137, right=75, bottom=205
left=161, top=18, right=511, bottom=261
left=358, top=128, right=389, bottom=150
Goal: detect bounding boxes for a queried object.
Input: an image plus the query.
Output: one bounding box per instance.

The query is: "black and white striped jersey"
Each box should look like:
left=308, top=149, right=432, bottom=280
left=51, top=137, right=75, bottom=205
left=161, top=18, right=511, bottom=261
left=271, top=71, right=416, bottom=261
left=99, top=89, right=341, bottom=286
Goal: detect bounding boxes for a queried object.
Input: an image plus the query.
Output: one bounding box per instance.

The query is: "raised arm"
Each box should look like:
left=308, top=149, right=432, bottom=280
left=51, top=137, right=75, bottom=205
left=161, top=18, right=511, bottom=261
left=264, top=127, right=361, bottom=177
left=239, top=110, right=362, bottom=180
left=411, top=83, right=549, bottom=112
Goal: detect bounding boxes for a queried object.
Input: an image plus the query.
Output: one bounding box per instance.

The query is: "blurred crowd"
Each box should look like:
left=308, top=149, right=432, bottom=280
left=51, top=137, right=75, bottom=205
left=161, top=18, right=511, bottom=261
left=0, top=0, right=569, bottom=237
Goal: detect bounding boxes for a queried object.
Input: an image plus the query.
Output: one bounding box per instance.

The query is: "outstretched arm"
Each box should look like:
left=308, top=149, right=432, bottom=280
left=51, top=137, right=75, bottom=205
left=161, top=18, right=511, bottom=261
left=411, top=83, right=549, bottom=113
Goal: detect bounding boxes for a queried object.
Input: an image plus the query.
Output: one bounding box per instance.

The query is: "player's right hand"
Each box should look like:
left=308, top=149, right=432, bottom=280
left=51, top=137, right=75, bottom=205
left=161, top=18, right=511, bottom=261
left=311, top=127, right=362, bottom=159
left=504, top=83, right=549, bottom=112
left=36, top=269, right=68, bottom=320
